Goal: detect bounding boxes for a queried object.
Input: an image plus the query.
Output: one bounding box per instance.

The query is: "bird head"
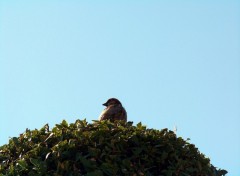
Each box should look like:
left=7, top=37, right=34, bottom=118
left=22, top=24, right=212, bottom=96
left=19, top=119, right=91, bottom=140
left=103, top=98, right=122, bottom=107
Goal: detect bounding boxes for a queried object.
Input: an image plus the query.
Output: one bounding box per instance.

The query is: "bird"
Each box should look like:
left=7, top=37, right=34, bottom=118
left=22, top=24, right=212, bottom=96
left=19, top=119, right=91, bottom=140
left=99, top=98, right=127, bottom=122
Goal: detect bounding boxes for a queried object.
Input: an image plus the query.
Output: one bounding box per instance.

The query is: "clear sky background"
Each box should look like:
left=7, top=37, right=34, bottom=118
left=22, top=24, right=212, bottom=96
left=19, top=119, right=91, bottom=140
left=0, top=1, right=239, bottom=175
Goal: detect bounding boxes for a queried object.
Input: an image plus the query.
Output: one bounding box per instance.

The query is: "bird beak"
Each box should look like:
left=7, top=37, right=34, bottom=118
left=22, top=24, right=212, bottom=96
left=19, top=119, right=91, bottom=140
left=102, top=102, right=108, bottom=106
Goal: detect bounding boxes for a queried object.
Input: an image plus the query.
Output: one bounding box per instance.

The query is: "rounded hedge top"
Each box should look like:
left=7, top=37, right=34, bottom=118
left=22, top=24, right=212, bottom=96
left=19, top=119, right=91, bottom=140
left=0, top=119, right=227, bottom=176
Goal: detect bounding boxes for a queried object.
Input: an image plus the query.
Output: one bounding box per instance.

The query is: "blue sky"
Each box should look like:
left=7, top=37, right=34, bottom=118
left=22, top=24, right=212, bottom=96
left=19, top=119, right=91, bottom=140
left=0, top=1, right=239, bottom=175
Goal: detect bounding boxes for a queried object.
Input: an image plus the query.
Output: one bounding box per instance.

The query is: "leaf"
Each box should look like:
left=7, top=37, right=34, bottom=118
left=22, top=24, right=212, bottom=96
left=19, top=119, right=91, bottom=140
left=17, top=159, right=27, bottom=170
left=44, top=133, right=54, bottom=142
left=136, top=122, right=142, bottom=129
left=76, top=153, right=95, bottom=171
left=30, top=158, right=40, bottom=167
left=12, top=137, right=19, bottom=144
left=45, top=152, right=51, bottom=160
left=100, top=163, right=117, bottom=175
left=62, top=120, right=68, bottom=127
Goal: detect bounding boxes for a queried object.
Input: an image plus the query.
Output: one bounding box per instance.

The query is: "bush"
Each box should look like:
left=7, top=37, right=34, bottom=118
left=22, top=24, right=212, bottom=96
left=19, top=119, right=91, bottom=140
left=0, top=119, right=227, bottom=175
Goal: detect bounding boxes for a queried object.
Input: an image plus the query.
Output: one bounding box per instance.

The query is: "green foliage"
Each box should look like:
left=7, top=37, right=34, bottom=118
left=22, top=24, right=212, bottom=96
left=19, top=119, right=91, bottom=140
left=0, top=119, right=227, bottom=175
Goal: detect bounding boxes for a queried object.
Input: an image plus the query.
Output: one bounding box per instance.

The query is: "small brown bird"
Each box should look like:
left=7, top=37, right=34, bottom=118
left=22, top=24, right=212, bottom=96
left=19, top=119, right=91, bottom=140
left=99, top=98, right=127, bottom=122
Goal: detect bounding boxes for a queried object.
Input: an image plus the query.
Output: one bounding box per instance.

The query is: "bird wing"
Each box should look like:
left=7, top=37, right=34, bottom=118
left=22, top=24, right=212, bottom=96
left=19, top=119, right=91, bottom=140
left=98, top=108, right=109, bottom=120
